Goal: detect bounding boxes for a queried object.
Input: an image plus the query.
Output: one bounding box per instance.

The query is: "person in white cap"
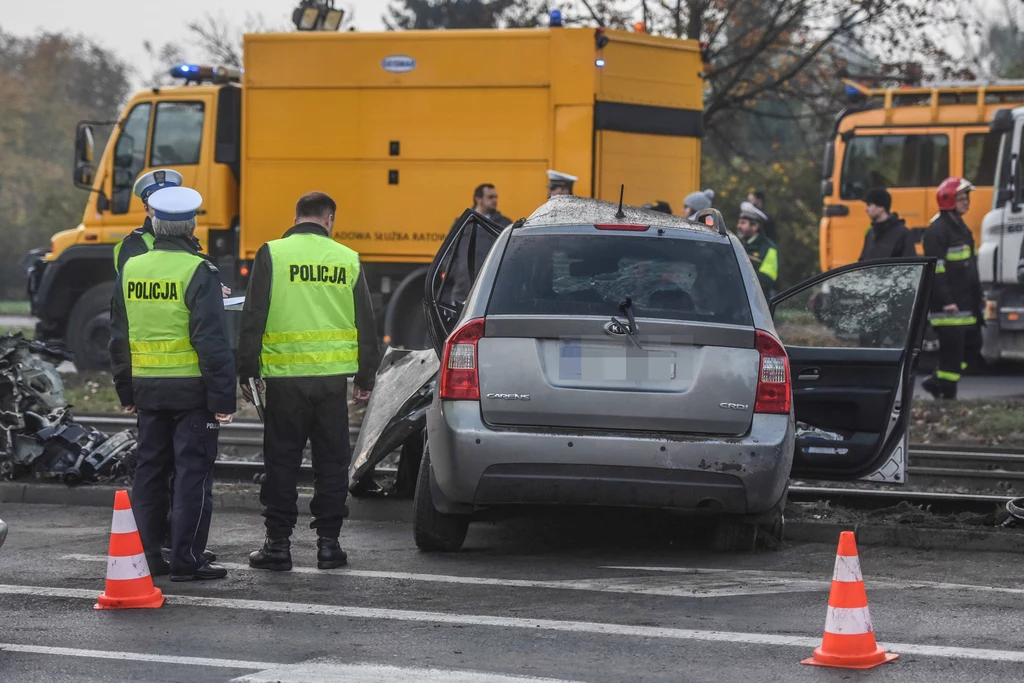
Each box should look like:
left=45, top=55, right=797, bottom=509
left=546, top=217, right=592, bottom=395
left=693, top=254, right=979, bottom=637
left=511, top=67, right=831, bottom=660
left=737, top=200, right=779, bottom=298
left=547, top=170, right=578, bottom=198
left=115, top=169, right=184, bottom=273
left=109, top=186, right=235, bottom=582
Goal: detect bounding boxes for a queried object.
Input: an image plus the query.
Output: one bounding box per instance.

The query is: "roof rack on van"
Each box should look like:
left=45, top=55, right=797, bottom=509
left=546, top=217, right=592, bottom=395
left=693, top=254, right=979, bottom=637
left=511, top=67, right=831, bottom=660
left=842, top=78, right=1024, bottom=125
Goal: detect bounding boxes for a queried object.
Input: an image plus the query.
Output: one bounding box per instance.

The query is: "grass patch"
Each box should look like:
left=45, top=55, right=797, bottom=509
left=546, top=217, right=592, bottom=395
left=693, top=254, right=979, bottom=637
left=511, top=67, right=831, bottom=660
left=0, top=300, right=31, bottom=315
left=62, top=372, right=123, bottom=413
left=0, top=327, right=34, bottom=339
left=911, top=399, right=1024, bottom=447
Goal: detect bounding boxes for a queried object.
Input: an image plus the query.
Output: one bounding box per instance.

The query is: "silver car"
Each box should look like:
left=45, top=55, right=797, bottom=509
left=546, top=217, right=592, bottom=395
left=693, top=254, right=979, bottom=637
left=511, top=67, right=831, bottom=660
left=415, top=197, right=935, bottom=551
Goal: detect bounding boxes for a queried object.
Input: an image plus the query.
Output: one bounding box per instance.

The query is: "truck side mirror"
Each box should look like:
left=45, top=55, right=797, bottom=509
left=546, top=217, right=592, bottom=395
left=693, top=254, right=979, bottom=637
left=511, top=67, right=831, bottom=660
left=75, top=124, right=95, bottom=164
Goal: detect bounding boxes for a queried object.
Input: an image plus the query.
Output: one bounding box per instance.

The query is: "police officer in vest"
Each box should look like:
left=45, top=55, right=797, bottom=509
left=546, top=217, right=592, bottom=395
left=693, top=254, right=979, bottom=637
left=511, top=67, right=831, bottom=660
left=547, top=170, right=577, bottom=198
left=922, top=177, right=983, bottom=400
left=238, top=191, right=380, bottom=570
left=115, top=169, right=183, bottom=274
left=737, top=201, right=779, bottom=298
left=109, top=186, right=236, bottom=581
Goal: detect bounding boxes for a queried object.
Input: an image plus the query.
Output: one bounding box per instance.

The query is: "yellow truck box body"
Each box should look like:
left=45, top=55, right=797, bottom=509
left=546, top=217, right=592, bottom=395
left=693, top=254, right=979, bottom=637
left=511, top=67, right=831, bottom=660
left=241, top=28, right=703, bottom=262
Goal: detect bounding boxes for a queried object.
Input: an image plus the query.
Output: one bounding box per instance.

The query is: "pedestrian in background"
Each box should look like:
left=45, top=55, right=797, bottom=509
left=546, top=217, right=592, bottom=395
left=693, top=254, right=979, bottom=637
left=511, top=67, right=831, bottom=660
left=747, top=190, right=776, bottom=241
left=921, top=177, right=983, bottom=399
left=467, top=183, right=512, bottom=228
left=109, top=186, right=234, bottom=582
left=546, top=170, right=577, bottom=197
left=680, top=189, right=714, bottom=219
left=737, top=201, right=779, bottom=298
left=859, top=187, right=917, bottom=260
left=643, top=201, right=673, bottom=214
left=239, top=191, right=380, bottom=571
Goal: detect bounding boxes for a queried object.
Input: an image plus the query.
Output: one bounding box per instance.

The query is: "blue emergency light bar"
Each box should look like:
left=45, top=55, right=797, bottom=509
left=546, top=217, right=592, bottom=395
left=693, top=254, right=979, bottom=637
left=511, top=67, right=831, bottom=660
left=169, top=64, right=242, bottom=85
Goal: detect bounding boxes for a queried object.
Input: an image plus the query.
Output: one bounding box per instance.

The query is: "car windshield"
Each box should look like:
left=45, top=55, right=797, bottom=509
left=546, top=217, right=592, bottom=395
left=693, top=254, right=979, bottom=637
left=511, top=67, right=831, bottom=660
left=486, top=231, right=752, bottom=326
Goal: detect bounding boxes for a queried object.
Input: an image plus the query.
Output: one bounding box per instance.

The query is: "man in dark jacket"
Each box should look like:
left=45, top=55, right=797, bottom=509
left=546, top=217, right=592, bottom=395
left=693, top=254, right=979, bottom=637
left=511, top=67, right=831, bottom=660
left=238, top=191, right=380, bottom=570
left=859, top=187, right=918, bottom=260
left=109, top=186, right=235, bottom=581
left=921, top=177, right=983, bottom=399
left=449, top=184, right=513, bottom=303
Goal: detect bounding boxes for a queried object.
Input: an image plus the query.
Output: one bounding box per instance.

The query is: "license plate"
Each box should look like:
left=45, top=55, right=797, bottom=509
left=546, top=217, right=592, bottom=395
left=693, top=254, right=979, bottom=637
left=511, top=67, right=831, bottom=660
left=558, top=340, right=676, bottom=381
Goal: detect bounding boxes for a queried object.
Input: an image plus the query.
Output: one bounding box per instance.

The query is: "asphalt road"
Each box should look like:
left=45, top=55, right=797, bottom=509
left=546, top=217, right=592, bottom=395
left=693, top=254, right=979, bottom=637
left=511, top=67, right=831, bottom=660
left=1, top=503, right=1023, bottom=681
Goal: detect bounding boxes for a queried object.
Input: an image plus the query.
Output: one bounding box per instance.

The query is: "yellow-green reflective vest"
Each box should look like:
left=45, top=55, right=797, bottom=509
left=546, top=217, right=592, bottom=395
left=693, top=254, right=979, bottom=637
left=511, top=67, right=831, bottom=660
left=113, top=230, right=155, bottom=274
left=122, top=250, right=204, bottom=377
left=260, top=233, right=361, bottom=378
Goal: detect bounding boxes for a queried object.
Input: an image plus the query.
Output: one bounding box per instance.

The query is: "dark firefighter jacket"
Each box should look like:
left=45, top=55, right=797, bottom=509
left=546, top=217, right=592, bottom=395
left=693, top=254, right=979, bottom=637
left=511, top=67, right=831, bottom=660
left=922, top=210, right=983, bottom=324
left=114, top=217, right=155, bottom=274
left=859, top=213, right=918, bottom=261
left=236, top=222, right=381, bottom=391
left=109, top=236, right=237, bottom=414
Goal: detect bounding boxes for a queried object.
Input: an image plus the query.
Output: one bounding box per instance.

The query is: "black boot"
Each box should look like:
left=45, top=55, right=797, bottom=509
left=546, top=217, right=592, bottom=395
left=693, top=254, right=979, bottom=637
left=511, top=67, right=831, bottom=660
left=162, top=547, right=217, bottom=564
left=317, top=536, right=348, bottom=569
left=922, top=374, right=957, bottom=400
left=249, top=536, right=292, bottom=571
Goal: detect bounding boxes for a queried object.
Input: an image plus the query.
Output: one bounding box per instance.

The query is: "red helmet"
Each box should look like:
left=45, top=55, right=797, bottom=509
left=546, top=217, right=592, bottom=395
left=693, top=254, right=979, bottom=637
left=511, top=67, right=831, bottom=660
left=937, top=177, right=975, bottom=211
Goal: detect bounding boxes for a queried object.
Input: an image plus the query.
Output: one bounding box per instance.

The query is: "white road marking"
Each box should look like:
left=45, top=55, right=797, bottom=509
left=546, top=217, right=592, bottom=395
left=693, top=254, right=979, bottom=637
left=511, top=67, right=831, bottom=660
left=233, top=661, right=586, bottom=682
left=61, top=554, right=826, bottom=598
left=0, top=644, right=583, bottom=682
left=1, top=583, right=1023, bottom=664
left=600, top=565, right=1024, bottom=595
left=0, top=643, right=272, bottom=670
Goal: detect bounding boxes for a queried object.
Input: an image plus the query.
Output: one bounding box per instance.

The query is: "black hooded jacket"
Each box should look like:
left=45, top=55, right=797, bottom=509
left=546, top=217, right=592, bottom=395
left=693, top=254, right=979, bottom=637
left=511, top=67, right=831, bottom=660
left=859, top=213, right=918, bottom=261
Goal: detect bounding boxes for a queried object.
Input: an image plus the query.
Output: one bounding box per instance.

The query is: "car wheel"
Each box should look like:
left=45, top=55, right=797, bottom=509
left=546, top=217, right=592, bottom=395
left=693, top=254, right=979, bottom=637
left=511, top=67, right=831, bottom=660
left=66, top=282, right=114, bottom=371
left=413, top=442, right=469, bottom=552
left=712, top=487, right=787, bottom=552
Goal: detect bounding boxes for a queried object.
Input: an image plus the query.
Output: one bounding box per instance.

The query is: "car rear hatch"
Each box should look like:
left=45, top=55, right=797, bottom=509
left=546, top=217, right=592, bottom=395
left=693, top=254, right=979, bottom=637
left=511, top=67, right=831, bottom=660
left=478, top=225, right=759, bottom=436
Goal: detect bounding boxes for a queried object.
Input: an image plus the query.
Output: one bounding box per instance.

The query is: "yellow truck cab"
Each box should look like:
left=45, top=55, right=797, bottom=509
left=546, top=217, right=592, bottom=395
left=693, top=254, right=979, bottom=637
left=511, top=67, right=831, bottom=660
left=28, top=27, right=704, bottom=369
left=819, top=80, right=1024, bottom=272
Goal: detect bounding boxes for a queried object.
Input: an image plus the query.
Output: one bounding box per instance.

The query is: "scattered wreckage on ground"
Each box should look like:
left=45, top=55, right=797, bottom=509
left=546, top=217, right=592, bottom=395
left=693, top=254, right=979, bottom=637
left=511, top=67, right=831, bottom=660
left=0, top=333, right=136, bottom=486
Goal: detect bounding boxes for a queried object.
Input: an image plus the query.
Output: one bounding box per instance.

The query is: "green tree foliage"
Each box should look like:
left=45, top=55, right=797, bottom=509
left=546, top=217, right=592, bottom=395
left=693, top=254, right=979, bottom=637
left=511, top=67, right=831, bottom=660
left=0, top=31, right=130, bottom=299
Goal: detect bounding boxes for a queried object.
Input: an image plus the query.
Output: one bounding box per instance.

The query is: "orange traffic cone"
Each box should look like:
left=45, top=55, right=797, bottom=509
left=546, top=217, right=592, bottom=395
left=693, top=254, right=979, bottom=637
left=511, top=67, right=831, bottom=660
left=94, top=490, right=164, bottom=610
left=801, top=531, right=897, bottom=669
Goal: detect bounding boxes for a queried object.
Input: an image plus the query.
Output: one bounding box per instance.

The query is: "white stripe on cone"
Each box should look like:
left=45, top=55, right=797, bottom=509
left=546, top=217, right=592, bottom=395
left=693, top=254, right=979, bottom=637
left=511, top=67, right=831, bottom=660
left=106, top=552, right=152, bottom=581
left=832, top=555, right=863, bottom=583
left=110, top=509, right=138, bottom=535
left=824, top=605, right=874, bottom=635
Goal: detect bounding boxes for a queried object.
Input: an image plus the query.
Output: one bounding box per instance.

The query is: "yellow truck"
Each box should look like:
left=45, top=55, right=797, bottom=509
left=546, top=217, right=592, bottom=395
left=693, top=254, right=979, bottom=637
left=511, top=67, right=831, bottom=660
left=26, top=27, right=704, bottom=369
left=819, top=80, right=1024, bottom=271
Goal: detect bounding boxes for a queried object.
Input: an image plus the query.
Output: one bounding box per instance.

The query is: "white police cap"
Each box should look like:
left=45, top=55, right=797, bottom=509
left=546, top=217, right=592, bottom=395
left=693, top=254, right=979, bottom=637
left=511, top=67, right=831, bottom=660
left=133, top=169, right=183, bottom=201
left=148, top=186, right=203, bottom=221
left=739, top=201, right=768, bottom=223
left=546, top=169, right=578, bottom=188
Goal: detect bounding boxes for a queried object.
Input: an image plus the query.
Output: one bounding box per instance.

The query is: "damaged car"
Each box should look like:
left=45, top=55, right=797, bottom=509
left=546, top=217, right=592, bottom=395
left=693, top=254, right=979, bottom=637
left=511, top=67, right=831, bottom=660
left=407, top=196, right=935, bottom=552
left=0, top=333, right=136, bottom=486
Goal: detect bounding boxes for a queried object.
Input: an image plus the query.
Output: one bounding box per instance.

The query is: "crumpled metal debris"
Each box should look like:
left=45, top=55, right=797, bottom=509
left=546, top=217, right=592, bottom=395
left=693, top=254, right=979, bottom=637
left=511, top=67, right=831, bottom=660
left=0, top=333, right=136, bottom=486
left=349, top=346, right=438, bottom=494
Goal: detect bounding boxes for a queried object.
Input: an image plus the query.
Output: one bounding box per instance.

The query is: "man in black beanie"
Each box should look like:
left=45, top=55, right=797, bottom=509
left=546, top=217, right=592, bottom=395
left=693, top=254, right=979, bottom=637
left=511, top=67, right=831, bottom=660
left=859, top=187, right=917, bottom=260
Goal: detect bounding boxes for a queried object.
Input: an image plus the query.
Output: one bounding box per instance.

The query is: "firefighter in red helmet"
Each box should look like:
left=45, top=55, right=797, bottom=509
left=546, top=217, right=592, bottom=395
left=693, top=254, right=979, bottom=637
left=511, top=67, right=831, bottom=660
left=921, top=177, right=983, bottom=399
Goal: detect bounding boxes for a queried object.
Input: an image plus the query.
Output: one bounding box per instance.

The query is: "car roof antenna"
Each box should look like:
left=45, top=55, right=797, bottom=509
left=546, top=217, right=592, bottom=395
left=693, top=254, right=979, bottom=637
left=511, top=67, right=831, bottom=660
left=615, top=184, right=626, bottom=219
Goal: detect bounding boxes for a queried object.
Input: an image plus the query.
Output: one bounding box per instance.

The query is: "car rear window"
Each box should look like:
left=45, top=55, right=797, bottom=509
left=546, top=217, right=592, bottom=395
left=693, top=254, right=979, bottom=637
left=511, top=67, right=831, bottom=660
left=486, top=231, right=752, bottom=326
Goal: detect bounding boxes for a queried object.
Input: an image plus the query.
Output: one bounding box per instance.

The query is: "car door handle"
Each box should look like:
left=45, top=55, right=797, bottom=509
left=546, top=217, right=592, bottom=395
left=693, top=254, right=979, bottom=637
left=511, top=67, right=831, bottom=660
left=797, top=368, right=821, bottom=381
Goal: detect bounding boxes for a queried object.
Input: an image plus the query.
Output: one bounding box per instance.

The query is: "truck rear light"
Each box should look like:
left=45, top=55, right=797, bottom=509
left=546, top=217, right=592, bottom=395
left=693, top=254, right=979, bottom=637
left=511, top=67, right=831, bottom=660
left=439, top=318, right=485, bottom=401
left=754, top=330, right=791, bottom=414
left=594, top=224, right=650, bottom=231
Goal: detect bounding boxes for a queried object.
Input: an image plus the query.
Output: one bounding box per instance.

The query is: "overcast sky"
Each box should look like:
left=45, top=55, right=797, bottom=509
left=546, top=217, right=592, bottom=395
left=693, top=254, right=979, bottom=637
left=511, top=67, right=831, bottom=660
left=2, top=0, right=390, bottom=84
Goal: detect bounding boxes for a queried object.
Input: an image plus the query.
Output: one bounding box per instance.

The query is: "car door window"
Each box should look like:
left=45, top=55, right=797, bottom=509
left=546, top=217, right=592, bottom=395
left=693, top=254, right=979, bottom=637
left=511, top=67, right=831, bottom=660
left=150, top=102, right=205, bottom=166
left=773, top=263, right=924, bottom=350
left=111, top=103, right=152, bottom=214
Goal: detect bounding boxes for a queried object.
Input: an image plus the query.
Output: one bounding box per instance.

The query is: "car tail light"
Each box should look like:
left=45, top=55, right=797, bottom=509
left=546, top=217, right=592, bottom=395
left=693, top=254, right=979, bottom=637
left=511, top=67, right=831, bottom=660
left=754, top=330, right=790, bottom=414
left=439, top=318, right=485, bottom=401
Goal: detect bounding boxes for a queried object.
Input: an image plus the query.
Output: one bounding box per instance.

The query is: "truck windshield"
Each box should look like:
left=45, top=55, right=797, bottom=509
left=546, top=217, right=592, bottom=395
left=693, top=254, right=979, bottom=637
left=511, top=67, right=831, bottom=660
left=487, top=232, right=752, bottom=326
left=111, top=103, right=152, bottom=214
left=840, top=134, right=949, bottom=200
left=150, top=102, right=205, bottom=167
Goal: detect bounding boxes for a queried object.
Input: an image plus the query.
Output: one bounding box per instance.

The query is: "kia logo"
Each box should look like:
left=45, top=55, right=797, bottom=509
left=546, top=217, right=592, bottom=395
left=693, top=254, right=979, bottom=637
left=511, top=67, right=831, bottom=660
left=604, top=321, right=628, bottom=336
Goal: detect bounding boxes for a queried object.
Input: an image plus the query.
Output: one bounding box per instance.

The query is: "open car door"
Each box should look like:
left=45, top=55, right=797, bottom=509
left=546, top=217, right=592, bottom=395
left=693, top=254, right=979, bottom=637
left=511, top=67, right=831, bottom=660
left=771, top=258, right=935, bottom=484
left=423, top=209, right=505, bottom=357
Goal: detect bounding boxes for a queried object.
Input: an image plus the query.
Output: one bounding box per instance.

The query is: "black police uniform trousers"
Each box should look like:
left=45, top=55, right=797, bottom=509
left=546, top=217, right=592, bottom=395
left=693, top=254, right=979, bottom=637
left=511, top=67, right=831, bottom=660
left=260, top=376, right=351, bottom=539
left=132, top=408, right=218, bottom=575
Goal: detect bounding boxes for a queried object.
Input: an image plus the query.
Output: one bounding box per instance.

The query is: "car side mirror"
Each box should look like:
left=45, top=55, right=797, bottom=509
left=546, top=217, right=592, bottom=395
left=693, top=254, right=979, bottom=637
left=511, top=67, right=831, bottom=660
left=73, top=163, right=95, bottom=189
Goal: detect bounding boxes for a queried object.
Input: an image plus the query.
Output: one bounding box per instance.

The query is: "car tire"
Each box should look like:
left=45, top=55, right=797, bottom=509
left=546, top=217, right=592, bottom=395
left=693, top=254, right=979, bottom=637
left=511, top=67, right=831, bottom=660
left=413, top=442, right=469, bottom=552
left=712, top=487, right=787, bottom=552
left=66, top=282, right=114, bottom=371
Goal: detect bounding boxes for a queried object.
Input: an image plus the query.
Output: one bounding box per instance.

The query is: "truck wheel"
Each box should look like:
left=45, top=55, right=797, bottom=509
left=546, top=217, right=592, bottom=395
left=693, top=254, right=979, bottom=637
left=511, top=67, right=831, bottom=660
left=413, top=442, right=469, bottom=552
left=66, top=282, right=114, bottom=371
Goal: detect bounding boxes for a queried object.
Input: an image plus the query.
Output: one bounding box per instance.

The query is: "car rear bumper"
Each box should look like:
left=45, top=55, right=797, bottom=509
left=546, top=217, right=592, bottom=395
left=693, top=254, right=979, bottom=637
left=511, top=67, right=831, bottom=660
left=425, top=401, right=794, bottom=515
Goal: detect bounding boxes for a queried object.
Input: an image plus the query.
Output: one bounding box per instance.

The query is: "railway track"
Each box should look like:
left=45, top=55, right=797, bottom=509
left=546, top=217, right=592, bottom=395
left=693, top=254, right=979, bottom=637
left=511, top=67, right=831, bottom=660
left=80, top=416, right=1024, bottom=505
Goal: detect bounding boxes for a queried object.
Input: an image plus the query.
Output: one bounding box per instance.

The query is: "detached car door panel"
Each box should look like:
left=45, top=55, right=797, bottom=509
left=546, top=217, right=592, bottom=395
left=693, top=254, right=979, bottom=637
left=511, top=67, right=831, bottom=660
left=424, top=209, right=505, bottom=356
left=771, top=258, right=935, bottom=483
